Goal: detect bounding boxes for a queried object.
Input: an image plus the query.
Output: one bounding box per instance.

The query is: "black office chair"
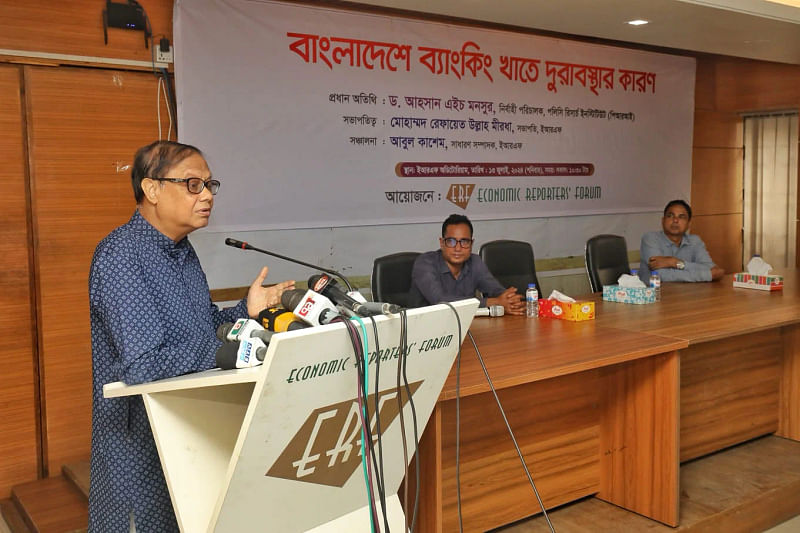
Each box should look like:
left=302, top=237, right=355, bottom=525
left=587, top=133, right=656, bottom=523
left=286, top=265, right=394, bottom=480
left=478, top=240, right=540, bottom=296
left=585, top=234, right=630, bottom=292
left=371, top=252, right=421, bottom=308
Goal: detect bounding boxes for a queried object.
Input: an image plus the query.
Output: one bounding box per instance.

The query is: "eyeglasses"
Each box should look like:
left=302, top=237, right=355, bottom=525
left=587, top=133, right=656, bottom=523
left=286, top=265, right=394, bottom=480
left=148, top=177, right=221, bottom=195
left=443, top=237, right=474, bottom=248
left=664, top=213, right=688, bottom=220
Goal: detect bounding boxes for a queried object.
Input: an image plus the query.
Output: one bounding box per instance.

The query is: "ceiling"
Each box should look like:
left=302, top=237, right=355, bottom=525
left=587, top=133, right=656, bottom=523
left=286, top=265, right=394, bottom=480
left=350, top=0, right=800, bottom=64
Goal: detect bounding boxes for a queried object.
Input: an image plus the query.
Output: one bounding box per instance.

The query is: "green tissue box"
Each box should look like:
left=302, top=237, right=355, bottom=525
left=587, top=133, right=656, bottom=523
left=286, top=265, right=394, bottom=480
left=602, top=285, right=656, bottom=305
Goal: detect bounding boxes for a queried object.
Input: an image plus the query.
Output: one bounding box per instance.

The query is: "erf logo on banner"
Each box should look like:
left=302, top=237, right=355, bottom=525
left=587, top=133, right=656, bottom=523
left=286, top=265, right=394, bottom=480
left=266, top=381, right=422, bottom=487
left=447, top=183, right=474, bottom=209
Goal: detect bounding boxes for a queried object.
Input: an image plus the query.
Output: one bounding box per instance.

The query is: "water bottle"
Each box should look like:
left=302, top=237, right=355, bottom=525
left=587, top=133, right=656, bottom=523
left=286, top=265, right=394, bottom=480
left=650, top=270, right=661, bottom=302
left=526, top=283, right=539, bottom=318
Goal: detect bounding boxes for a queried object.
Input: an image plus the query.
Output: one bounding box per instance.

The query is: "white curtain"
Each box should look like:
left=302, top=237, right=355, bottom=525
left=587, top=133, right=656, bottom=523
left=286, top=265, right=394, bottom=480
left=743, top=113, right=799, bottom=268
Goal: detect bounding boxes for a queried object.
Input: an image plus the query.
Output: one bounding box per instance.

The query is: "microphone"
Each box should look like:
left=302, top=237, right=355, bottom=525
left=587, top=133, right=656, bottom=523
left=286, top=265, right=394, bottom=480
left=215, top=341, right=240, bottom=370
left=224, top=237, right=354, bottom=291
left=258, top=306, right=310, bottom=332
left=475, top=305, right=505, bottom=317
left=217, top=319, right=274, bottom=346
left=309, top=274, right=374, bottom=316
left=355, top=301, right=403, bottom=315
left=282, top=288, right=341, bottom=326
left=214, top=336, right=267, bottom=370
left=309, top=274, right=402, bottom=316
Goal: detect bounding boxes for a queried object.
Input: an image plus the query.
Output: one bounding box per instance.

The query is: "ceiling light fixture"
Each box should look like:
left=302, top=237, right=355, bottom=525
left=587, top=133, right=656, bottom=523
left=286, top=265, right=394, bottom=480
left=627, top=19, right=649, bottom=26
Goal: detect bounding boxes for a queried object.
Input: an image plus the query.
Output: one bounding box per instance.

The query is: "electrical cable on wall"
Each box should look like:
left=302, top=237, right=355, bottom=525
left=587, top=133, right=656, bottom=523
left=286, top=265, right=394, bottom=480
left=127, top=0, right=178, bottom=140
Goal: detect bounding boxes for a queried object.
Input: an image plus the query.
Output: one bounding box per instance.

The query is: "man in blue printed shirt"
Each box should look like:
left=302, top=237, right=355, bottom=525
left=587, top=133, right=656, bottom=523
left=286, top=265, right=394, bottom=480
left=88, top=141, right=295, bottom=532
left=409, top=214, right=524, bottom=314
left=639, top=199, right=725, bottom=283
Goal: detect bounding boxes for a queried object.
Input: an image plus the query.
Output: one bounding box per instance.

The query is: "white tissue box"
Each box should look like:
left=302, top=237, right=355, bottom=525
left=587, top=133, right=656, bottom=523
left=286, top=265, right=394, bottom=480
left=602, top=285, right=657, bottom=304
left=732, top=272, right=783, bottom=291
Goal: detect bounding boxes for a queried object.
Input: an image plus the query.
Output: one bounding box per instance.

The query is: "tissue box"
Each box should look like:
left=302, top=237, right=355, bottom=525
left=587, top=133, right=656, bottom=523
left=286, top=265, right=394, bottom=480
left=602, top=285, right=657, bottom=304
left=732, top=272, right=783, bottom=291
left=538, top=299, right=595, bottom=321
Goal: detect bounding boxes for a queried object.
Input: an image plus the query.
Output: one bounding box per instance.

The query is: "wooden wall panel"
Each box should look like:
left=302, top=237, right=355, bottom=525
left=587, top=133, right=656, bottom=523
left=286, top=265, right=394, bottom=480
left=26, top=65, right=170, bottom=475
left=694, top=110, right=742, bottom=148
left=0, top=0, right=172, bottom=65
left=714, top=58, right=800, bottom=113
left=691, top=147, right=743, bottom=216
left=0, top=65, right=39, bottom=498
left=694, top=56, right=716, bottom=111
left=690, top=213, right=743, bottom=274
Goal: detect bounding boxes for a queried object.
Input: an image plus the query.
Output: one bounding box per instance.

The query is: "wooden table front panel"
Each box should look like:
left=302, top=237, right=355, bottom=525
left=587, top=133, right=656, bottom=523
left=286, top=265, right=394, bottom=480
left=680, top=329, right=781, bottom=462
left=439, top=370, right=601, bottom=532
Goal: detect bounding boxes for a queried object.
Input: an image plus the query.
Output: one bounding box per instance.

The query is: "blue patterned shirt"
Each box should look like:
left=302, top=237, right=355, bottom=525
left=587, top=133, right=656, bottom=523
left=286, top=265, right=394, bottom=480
left=88, top=210, right=247, bottom=532
left=408, top=250, right=505, bottom=307
left=638, top=230, right=716, bottom=283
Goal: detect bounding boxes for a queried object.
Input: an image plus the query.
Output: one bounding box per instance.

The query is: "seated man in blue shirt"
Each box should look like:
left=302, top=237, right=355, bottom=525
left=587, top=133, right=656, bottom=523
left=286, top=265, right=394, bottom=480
left=639, top=199, right=725, bottom=282
left=409, top=214, right=524, bottom=314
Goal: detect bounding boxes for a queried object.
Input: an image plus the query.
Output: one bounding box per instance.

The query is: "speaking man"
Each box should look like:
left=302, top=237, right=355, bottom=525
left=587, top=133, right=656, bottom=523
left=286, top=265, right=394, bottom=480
left=408, top=214, right=524, bottom=314
left=88, top=141, right=295, bottom=532
left=639, top=199, right=725, bottom=282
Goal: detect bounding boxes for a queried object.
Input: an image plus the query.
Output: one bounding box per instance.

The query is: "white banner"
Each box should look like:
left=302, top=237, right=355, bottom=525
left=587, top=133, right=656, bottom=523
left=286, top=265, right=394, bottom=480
left=175, top=0, right=694, bottom=231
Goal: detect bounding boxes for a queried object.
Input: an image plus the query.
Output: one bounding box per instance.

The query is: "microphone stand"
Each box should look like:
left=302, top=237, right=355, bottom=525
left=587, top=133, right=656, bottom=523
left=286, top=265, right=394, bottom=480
left=224, top=238, right=354, bottom=292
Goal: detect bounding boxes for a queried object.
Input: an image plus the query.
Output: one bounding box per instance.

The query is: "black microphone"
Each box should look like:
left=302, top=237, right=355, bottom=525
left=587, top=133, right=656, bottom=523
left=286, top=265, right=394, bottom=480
left=309, top=274, right=401, bottom=316
left=215, top=341, right=240, bottom=370
left=224, top=237, right=354, bottom=291
left=309, top=273, right=372, bottom=316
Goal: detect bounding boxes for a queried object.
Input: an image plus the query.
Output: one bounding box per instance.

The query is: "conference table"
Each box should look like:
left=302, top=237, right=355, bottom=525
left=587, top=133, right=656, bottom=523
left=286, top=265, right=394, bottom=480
left=412, top=270, right=800, bottom=532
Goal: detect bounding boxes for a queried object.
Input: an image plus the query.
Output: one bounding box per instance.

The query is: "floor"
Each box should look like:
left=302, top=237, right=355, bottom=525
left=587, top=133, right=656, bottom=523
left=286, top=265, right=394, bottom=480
left=0, top=507, right=798, bottom=532
left=768, top=515, right=800, bottom=532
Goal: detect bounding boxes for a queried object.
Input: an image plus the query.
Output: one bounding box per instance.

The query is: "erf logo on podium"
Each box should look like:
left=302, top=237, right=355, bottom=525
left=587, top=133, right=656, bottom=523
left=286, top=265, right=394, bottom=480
left=267, top=381, right=422, bottom=487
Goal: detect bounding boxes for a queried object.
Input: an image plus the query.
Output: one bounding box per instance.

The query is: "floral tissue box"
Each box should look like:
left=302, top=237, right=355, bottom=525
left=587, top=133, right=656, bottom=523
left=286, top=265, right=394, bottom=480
left=602, top=285, right=656, bottom=304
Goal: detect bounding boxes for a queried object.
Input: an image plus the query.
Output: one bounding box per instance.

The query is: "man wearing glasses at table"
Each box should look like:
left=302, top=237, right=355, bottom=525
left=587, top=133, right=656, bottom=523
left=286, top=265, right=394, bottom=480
left=408, top=213, right=524, bottom=314
left=639, top=199, right=725, bottom=283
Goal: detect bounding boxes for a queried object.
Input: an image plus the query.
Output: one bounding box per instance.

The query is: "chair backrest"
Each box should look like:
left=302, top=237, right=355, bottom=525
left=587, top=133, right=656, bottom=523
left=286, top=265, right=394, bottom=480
left=585, top=234, right=630, bottom=292
left=371, top=252, right=421, bottom=308
left=478, top=240, right=540, bottom=296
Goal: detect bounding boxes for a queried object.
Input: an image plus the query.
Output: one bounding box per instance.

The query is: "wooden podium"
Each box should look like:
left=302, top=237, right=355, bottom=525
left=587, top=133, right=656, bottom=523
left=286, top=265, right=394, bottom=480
left=104, top=299, right=478, bottom=532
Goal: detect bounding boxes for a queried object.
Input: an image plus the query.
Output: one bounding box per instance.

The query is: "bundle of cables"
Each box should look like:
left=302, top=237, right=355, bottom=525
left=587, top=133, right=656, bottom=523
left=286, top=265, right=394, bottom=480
left=331, top=308, right=423, bottom=533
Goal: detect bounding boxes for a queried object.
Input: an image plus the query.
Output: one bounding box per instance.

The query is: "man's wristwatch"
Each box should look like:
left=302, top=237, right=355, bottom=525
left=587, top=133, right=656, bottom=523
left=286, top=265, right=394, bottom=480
left=676, top=260, right=685, bottom=270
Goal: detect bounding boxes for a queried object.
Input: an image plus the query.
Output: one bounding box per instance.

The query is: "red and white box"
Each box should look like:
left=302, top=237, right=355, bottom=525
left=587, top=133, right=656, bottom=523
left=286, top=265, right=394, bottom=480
left=732, top=272, right=783, bottom=291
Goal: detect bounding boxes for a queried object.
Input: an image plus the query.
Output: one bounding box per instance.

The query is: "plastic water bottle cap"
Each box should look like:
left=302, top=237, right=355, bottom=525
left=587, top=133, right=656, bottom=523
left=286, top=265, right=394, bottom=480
left=528, top=283, right=536, bottom=288
left=652, top=270, right=659, bottom=274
